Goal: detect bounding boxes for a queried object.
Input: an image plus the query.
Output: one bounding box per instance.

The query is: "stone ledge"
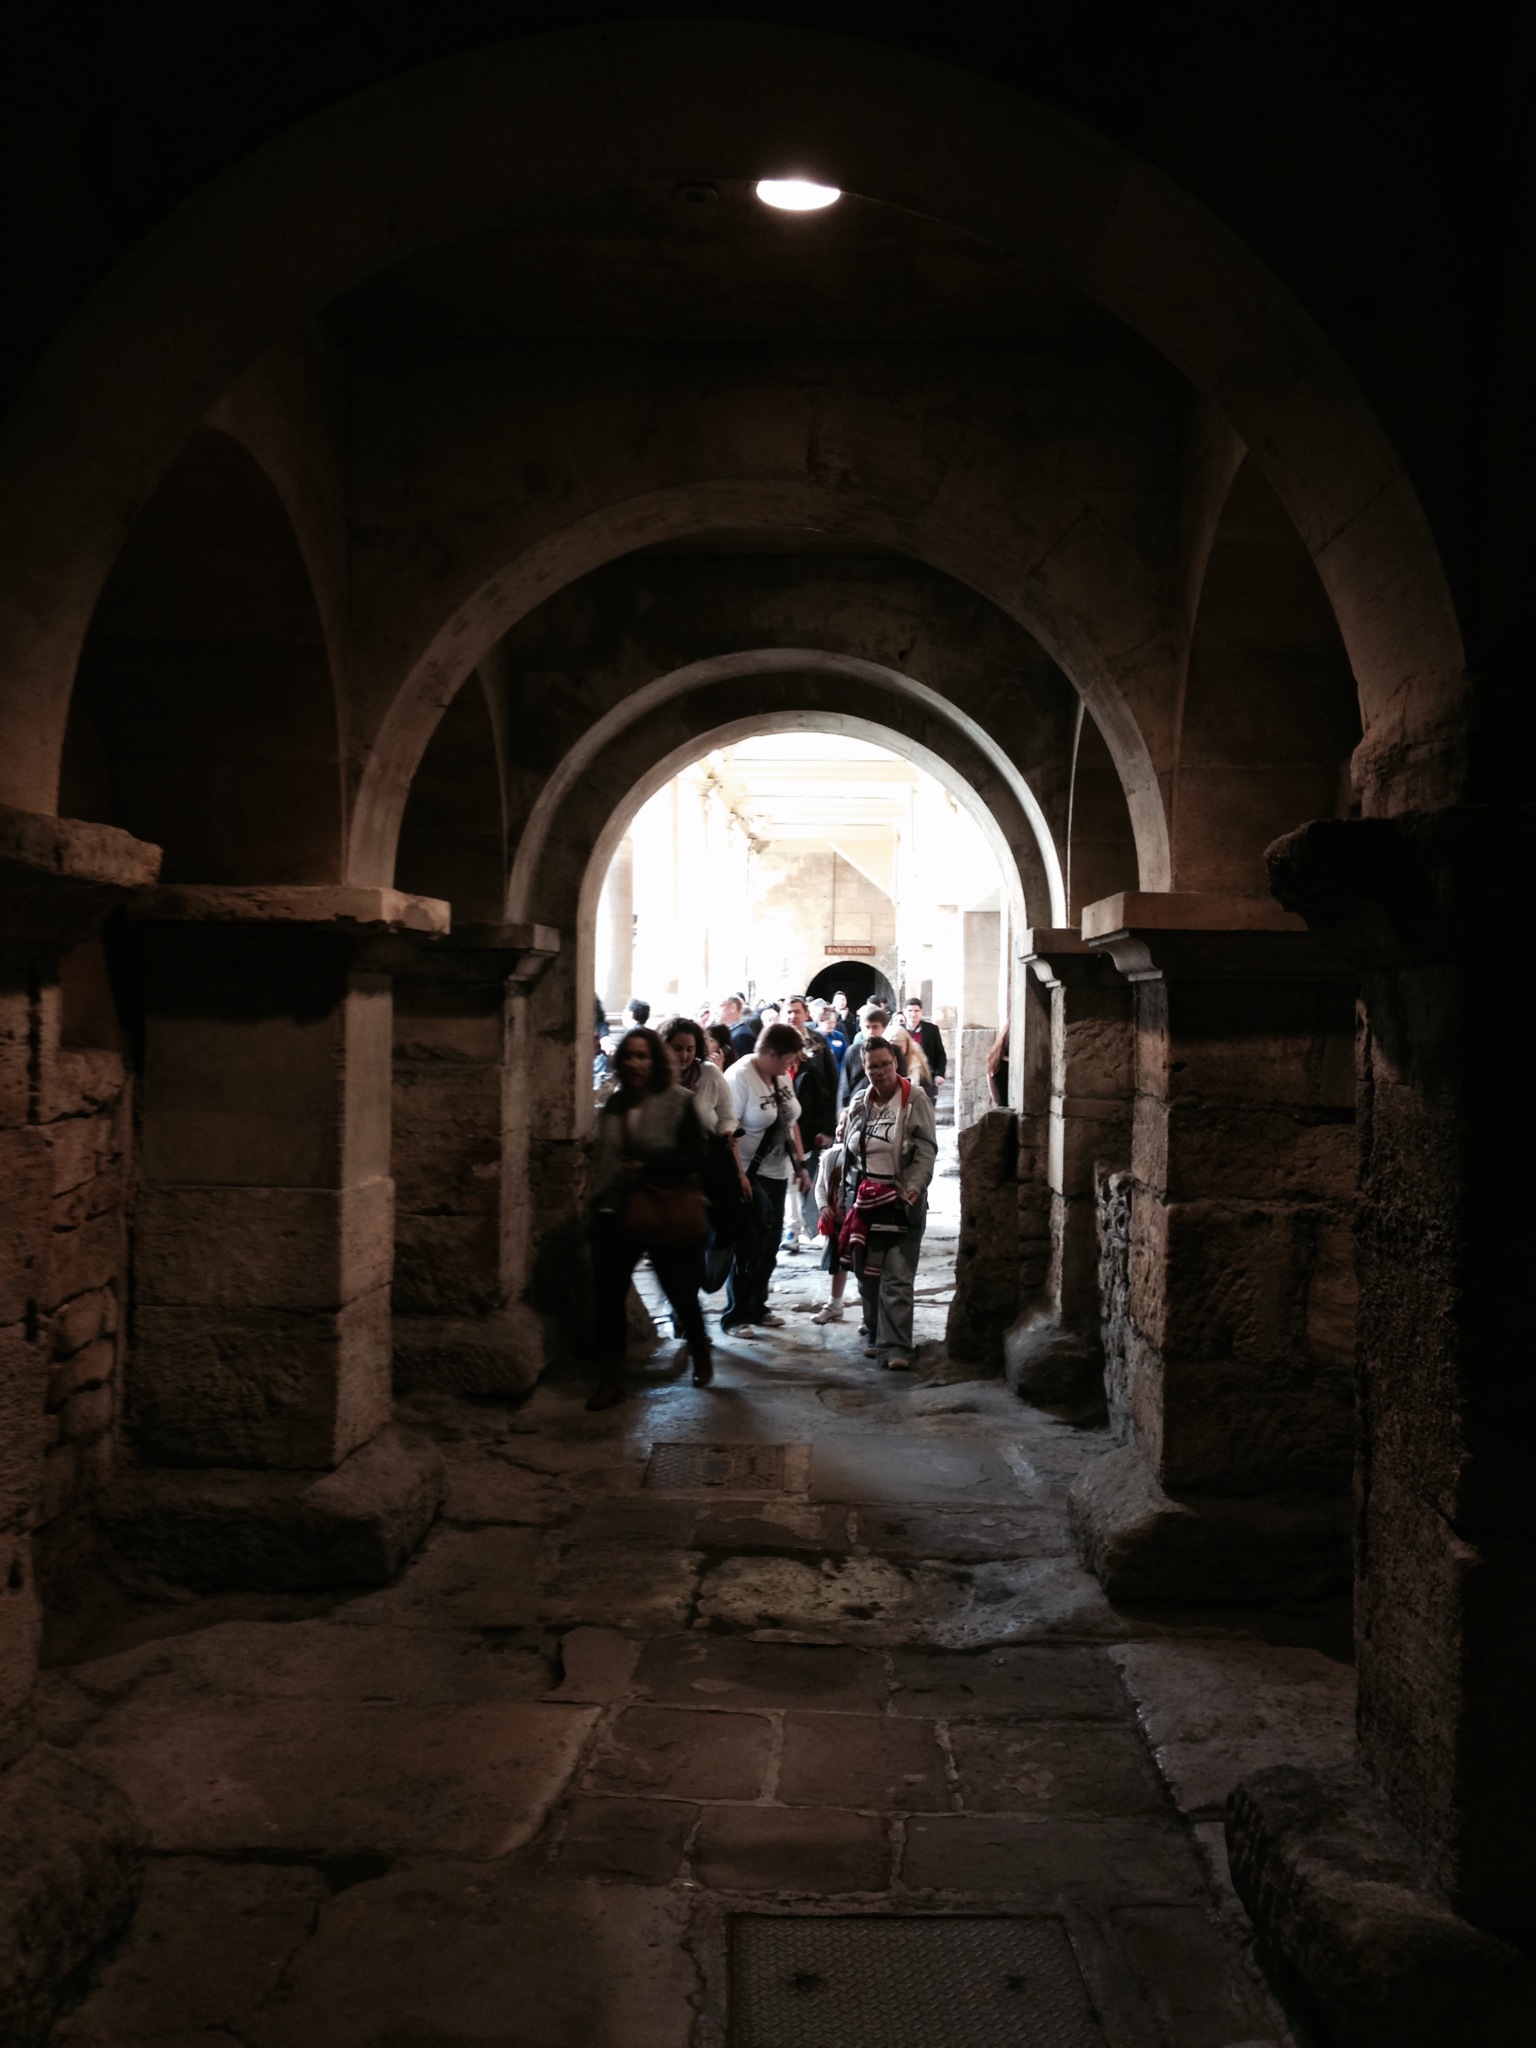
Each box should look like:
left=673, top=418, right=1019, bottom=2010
left=1068, top=1443, right=1350, bottom=1605
left=0, top=808, right=161, bottom=891
left=128, top=884, right=449, bottom=934
left=0, top=1743, right=145, bottom=2048
left=0, top=807, right=162, bottom=953
left=1081, top=891, right=1305, bottom=941
left=1021, top=926, right=1090, bottom=956
left=101, top=1426, right=443, bottom=1592
left=1227, top=1764, right=1536, bottom=2047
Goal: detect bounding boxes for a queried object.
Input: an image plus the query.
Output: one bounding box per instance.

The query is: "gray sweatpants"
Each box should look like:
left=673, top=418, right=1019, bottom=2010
left=857, top=1200, right=926, bottom=1364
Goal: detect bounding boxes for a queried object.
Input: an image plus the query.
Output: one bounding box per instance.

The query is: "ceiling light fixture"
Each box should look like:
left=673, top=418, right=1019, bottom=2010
left=754, top=177, right=842, bottom=212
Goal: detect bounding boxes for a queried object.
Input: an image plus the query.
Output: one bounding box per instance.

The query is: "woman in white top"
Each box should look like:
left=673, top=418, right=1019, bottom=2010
left=840, top=1037, right=937, bottom=1371
left=660, top=1016, right=733, bottom=1134
left=720, top=1022, right=811, bottom=1338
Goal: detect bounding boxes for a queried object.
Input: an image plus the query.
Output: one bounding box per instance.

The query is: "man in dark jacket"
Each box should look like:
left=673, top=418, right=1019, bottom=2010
left=902, top=998, right=948, bottom=1100
left=837, top=1003, right=907, bottom=1111
left=716, top=992, right=758, bottom=1059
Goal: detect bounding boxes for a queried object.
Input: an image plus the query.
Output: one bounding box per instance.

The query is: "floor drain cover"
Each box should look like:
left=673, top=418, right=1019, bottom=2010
left=646, top=1442, right=788, bottom=1491
left=729, top=1915, right=1105, bottom=2048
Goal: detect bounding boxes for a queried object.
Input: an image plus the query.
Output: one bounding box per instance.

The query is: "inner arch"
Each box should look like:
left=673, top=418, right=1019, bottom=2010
left=507, top=648, right=1065, bottom=933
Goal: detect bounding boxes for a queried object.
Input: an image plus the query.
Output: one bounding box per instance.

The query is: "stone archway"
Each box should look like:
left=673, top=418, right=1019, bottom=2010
left=806, top=961, right=895, bottom=1012
left=0, top=21, right=1463, bottom=831
left=493, top=667, right=1052, bottom=1308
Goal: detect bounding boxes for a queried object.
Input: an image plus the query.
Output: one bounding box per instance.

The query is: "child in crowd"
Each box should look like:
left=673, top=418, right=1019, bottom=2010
left=808, top=1129, right=852, bottom=1324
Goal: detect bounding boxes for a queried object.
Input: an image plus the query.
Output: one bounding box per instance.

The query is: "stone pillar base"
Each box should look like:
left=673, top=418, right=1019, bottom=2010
left=0, top=1745, right=145, bottom=2047
left=101, top=1427, right=442, bottom=1592
left=1067, top=1444, right=1349, bottom=1605
left=945, top=1109, right=1032, bottom=1367
left=1228, top=1766, right=1535, bottom=2047
left=1002, top=1309, right=1106, bottom=1424
left=393, top=1304, right=550, bottom=1400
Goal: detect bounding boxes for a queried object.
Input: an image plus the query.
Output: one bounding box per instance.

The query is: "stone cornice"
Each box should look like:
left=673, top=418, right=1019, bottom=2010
left=0, top=803, right=161, bottom=952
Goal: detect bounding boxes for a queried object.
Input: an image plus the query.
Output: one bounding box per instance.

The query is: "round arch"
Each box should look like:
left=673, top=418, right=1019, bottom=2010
left=501, top=663, right=1050, bottom=1144
left=506, top=648, right=1065, bottom=932
left=0, top=20, right=1462, bottom=824
left=569, top=710, right=1025, bottom=1143
left=354, top=477, right=1165, bottom=898
left=806, top=962, right=897, bottom=1013
left=63, top=423, right=344, bottom=885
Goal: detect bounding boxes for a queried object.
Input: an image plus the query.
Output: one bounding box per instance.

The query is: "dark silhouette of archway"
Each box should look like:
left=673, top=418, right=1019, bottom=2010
left=806, top=960, right=896, bottom=1012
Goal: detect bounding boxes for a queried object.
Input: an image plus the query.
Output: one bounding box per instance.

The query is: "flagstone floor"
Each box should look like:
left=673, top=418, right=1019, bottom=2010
left=41, top=1143, right=1353, bottom=2047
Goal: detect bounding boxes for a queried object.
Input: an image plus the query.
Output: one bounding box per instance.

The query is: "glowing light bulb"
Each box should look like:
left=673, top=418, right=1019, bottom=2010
left=754, top=178, right=842, bottom=212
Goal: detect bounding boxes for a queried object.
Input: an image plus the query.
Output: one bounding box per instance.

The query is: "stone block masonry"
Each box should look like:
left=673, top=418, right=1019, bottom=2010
left=0, top=806, right=161, bottom=2040
left=38, top=1052, right=130, bottom=1542
left=1069, top=894, right=1358, bottom=1604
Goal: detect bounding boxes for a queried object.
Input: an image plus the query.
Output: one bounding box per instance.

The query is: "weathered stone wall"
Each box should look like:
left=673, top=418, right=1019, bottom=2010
left=1267, top=812, right=1536, bottom=1943
left=1126, top=967, right=1357, bottom=1498
left=945, top=1109, right=1049, bottom=1367
left=954, top=1025, right=995, bottom=1128
left=393, top=975, right=507, bottom=1319
left=36, top=1050, right=130, bottom=1564
left=746, top=845, right=895, bottom=1003
left=1067, top=902, right=1359, bottom=1607
left=1097, top=1168, right=1134, bottom=1434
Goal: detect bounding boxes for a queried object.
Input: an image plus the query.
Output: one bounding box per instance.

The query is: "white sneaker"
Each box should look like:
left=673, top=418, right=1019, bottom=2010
left=759, top=1311, right=786, bottom=1328
left=810, top=1303, right=844, bottom=1324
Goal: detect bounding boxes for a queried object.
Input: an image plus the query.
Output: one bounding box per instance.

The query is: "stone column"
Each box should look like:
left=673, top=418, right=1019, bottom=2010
left=1013, top=947, right=1054, bottom=1287
left=1005, top=930, right=1134, bottom=1415
left=110, top=886, right=447, bottom=1590
left=0, top=807, right=155, bottom=2041
left=391, top=921, right=558, bottom=1397
left=946, top=938, right=1056, bottom=1371
left=1067, top=892, right=1357, bottom=1604
left=1220, top=814, right=1536, bottom=2033
left=595, top=835, right=634, bottom=1015
left=955, top=905, right=1001, bottom=1126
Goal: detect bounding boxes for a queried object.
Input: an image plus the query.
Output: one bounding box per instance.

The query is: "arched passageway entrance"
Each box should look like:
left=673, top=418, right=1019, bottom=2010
left=806, top=960, right=894, bottom=1012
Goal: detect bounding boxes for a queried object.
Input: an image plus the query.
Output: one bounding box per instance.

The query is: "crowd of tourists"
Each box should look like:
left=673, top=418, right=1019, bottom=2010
left=585, top=989, right=948, bottom=1411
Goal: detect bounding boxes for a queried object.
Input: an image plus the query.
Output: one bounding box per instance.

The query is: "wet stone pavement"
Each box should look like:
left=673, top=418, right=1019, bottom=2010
left=42, top=1155, right=1346, bottom=2046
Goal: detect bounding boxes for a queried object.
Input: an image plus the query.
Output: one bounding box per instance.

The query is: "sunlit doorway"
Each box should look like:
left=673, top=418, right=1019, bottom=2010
left=593, top=730, right=1012, bottom=1127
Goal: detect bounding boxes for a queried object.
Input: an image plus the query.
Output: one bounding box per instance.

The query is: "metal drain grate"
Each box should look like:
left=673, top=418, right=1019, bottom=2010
left=729, top=1915, right=1106, bottom=2048
left=646, top=1442, right=788, bottom=1492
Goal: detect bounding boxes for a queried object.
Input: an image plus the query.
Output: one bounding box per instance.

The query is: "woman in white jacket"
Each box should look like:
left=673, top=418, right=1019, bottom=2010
left=840, top=1038, right=938, bottom=1371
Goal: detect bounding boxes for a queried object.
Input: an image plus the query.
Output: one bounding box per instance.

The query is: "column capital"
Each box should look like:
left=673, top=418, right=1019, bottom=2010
left=400, top=920, right=560, bottom=990
left=1080, top=890, right=1344, bottom=983
left=1267, top=807, right=1536, bottom=967
left=1021, top=927, right=1124, bottom=990
left=0, top=804, right=161, bottom=953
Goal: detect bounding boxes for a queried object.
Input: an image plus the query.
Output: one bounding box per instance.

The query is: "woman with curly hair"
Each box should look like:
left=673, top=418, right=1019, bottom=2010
left=587, top=1026, right=713, bottom=1411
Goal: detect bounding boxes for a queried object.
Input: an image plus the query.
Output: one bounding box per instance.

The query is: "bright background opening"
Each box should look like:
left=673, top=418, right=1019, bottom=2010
left=594, top=731, right=1010, bottom=1121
